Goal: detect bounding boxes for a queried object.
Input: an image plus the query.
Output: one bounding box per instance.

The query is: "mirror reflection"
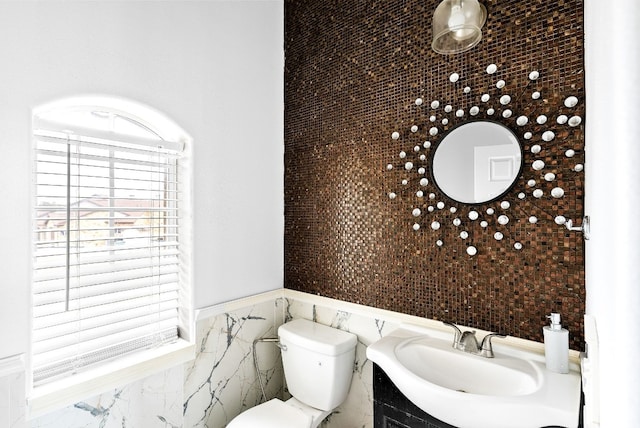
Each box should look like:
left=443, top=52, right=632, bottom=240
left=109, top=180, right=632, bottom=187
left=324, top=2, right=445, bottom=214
left=432, top=121, right=522, bottom=204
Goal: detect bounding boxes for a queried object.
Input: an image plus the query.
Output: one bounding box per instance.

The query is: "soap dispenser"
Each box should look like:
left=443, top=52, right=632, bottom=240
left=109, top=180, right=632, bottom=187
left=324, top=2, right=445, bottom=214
left=543, top=313, right=569, bottom=374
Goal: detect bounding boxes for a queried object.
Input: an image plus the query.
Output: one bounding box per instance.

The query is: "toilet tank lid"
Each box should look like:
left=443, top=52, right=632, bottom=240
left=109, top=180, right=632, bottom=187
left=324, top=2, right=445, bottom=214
left=278, top=319, right=357, bottom=356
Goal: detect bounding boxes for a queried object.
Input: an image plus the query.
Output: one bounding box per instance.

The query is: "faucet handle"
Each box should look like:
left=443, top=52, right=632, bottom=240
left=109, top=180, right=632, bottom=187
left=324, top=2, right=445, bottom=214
left=442, top=321, right=462, bottom=346
left=480, top=333, right=507, bottom=358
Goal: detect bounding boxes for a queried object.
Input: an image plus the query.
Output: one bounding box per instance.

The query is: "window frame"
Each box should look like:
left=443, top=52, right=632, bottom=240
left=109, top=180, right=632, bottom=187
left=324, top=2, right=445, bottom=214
left=28, top=97, right=194, bottom=416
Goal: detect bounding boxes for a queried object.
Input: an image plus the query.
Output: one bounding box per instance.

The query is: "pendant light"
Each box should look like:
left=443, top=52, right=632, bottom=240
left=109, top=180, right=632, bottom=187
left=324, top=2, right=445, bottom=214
left=432, top=0, right=487, bottom=55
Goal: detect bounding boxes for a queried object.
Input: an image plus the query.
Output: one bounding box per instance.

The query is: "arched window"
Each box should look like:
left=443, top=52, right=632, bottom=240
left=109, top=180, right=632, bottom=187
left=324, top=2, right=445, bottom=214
left=31, top=97, right=192, bottom=387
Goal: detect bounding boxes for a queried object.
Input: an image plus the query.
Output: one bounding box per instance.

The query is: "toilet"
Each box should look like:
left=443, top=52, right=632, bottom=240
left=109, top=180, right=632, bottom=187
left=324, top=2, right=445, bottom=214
left=227, top=318, right=357, bottom=428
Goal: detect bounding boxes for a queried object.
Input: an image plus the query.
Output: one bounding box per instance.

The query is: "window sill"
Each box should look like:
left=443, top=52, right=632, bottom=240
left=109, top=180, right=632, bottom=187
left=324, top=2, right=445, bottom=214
left=28, top=339, right=195, bottom=419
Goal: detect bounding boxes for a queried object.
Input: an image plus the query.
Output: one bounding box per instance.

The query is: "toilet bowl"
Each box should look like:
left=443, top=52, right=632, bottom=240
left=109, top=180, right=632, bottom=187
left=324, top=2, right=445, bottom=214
left=227, top=319, right=357, bottom=428
left=226, top=397, right=328, bottom=428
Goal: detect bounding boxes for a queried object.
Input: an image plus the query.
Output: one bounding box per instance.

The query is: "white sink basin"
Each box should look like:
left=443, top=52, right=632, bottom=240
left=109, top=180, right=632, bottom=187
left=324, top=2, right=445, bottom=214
left=396, top=336, right=540, bottom=396
left=367, top=324, right=582, bottom=428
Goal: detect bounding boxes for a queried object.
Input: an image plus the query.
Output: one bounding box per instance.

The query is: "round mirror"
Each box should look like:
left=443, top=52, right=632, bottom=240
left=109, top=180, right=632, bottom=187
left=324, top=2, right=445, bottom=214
left=432, top=121, right=522, bottom=204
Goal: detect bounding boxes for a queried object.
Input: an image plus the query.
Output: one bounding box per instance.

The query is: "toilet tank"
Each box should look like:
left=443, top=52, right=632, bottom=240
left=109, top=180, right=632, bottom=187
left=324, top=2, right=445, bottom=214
left=278, top=319, right=357, bottom=411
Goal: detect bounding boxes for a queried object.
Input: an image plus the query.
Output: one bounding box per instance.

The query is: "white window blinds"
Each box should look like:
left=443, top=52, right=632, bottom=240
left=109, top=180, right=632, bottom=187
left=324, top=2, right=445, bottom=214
left=32, top=118, right=185, bottom=385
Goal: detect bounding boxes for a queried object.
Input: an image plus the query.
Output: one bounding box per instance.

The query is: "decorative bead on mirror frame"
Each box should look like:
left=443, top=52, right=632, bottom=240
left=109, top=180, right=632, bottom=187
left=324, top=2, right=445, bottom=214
left=385, top=64, right=584, bottom=256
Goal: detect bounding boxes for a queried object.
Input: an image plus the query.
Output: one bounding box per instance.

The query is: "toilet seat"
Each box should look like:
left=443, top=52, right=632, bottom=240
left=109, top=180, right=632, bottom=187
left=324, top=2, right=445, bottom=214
left=226, top=398, right=313, bottom=428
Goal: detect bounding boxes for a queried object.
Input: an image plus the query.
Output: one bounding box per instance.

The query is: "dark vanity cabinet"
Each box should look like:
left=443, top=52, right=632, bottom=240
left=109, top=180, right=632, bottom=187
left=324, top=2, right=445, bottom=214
left=373, top=363, right=456, bottom=428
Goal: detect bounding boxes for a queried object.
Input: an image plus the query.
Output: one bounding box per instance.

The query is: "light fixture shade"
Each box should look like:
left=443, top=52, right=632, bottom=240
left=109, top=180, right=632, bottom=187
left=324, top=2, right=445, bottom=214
left=432, top=0, right=487, bottom=55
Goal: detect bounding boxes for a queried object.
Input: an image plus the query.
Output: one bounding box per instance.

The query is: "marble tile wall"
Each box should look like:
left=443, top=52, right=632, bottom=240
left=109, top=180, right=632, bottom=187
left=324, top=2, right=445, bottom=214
left=183, top=298, right=285, bottom=428
left=28, top=297, right=285, bottom=428
left=183, top=293, right=387, bottom=428
left=27, top=291, right=503, bottom=428
left=29, top=365, right=183, bottom=428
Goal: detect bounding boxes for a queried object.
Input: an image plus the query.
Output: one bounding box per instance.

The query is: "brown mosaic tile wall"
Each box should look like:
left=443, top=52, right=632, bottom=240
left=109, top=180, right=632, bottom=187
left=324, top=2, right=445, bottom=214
left=284, top=0, right=585, bottom=349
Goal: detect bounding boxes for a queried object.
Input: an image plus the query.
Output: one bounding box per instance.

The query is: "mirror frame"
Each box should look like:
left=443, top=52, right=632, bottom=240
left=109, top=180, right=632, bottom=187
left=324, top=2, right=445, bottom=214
left=429, top=119, right=524, bottom=206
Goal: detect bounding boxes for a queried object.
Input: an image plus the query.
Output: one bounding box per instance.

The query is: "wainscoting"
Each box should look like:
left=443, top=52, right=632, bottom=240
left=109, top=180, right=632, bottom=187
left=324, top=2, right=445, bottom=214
left=27, top=289, right=556, bottom=428
left=0, top=354, right=26, bottom=428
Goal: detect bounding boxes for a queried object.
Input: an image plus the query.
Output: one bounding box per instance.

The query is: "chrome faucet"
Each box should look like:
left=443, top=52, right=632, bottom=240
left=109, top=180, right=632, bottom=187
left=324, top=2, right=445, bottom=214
left=442, top=321, right=506, bottom=358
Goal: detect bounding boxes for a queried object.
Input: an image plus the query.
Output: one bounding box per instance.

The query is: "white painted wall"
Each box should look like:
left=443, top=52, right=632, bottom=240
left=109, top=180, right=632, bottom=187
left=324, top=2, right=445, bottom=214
left=584, top=0, right=640, bottom=425
left=0, top=1, right=284, bottom=360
